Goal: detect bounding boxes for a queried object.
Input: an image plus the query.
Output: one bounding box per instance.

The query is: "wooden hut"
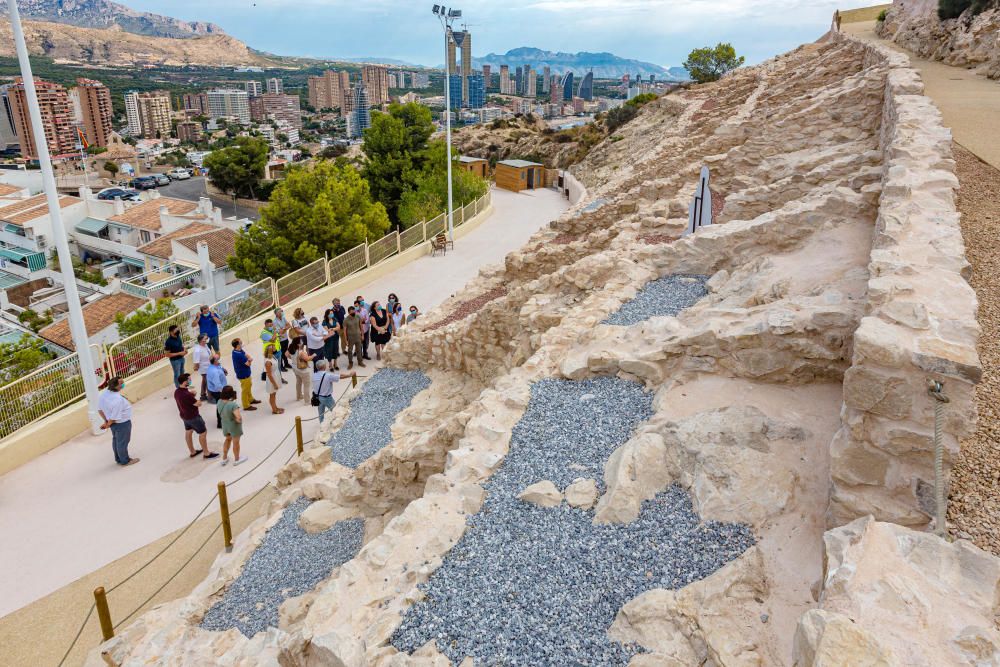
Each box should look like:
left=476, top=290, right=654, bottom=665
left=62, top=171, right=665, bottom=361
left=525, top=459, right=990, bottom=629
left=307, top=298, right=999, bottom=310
left=458, top=155, right=488, bottom=179
left=495, top=159, right=545, bottom=192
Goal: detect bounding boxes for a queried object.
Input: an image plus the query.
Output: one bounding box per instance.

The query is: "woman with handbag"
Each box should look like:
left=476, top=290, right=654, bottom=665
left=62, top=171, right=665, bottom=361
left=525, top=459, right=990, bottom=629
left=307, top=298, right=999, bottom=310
left=287, top=338, right=315, bottom=405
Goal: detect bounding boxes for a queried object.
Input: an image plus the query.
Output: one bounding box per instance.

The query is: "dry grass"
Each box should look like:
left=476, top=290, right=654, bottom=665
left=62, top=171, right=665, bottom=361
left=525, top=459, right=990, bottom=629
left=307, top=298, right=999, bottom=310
left=839, top=4, right=891, bottom=23
left=949, top=143, right=1000, bottom=555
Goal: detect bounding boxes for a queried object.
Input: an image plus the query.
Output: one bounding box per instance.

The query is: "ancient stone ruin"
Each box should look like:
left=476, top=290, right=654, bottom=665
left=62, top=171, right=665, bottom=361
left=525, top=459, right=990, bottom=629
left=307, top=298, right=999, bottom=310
left=87, top=29, right=998, bottom=667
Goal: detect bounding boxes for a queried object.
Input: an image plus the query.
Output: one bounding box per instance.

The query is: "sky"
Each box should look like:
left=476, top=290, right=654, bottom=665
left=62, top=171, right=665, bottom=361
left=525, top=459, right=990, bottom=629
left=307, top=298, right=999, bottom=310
left=117, top=0, right=879, bottom=67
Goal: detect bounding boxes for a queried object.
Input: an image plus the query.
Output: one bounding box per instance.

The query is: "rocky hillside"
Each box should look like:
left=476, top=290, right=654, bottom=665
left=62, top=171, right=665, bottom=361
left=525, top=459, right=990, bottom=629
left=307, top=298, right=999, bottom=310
left=876, top=0, right=1000, bottom=79
left=17, top=0, right=223, bottom=38
left=452, top=116, right=586, bottom=169
left=0, top=16, right=270, bottom=67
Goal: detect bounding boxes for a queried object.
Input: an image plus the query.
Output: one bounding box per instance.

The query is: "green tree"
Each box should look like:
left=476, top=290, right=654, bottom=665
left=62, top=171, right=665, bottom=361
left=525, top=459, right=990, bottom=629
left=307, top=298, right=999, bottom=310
left=682, top=43, right=746, bottom=84
left=203, top=136, right=269, bottom=200
left=17, top=308, right=53, bottom=333
left=398, top=141, right=489, bottom=228
left=361, top=102, right=435, bottom=224
left=115, top=298, right=179, bottom=338
left=0, top=335, right=56, bottom=385
left=230, top=161, right=390, bottom=280
left=104, top=161, right=119, bottom=178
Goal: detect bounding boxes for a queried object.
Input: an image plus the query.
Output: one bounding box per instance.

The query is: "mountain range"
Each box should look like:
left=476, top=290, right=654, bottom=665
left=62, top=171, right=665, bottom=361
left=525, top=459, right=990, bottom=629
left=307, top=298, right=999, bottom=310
left=472, top=47, right=682, bottom=80
left=16, top=0, right=224, bottom=38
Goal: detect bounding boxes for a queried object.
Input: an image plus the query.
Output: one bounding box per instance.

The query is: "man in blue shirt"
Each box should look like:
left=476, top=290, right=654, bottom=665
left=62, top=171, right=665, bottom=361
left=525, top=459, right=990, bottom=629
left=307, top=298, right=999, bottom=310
left=231, top=338, right=259, bottom=411
left=205, top=355, right=228, bottom=426
left=193, top=304, right=222, bottom=352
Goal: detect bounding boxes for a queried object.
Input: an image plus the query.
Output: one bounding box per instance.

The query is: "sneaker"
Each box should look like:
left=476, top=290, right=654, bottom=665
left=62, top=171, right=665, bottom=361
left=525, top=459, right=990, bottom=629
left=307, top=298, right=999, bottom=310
left=245, top=406, right=258, bottom=411
left=281, top=379, right=288, bottom=385
left=233, top=457, right=248, bottom=466
left=251, top=399, right=262, bottom=405
left=221, top=458, right=229, bottom=466
left=203, top=452, right=220, bottom=460
left=189, top=449, right=203, bottom=458
left=123, top=458, right=140, bottom=467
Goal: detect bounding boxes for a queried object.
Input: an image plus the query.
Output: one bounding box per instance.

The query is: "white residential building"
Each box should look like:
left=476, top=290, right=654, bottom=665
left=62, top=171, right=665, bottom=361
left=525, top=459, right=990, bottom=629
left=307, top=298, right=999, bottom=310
left=207, top=89, right=251, bottom=125
left=123, top=91, right=141, bottom=137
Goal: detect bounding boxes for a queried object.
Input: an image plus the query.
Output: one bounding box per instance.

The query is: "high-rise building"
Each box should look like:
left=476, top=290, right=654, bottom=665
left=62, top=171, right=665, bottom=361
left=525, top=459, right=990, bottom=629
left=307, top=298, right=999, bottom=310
left=250, top=93, right=302, bottom=129
left=550, top=76, right=560, bottom=105
left=560, top=72, right=575, bottom=101
left=124, top=91, right=141, bottom=136
left=0, top=85, right=18, bottom=149
left=308, top=69, right=351, bottom=112
left=347, top=82, right=371, bottom=139
left=361, top=65, right=390, bottom=106
left=457, top=30, right=473, bottom=105
left=573, top=97, right=585, bottom=114
left=542, top=66, right=551, bottom=93
left=124, top=91, right=172, bottom=139
left=8, top=78, right=77, bottom=159
left=412, top=72, right=430, bottom=88
left=245, top=81, right=263, bottom=97
left=467, top=74, right=485, bottom=110
left=577, top=71, right=594, bottom=101
left=207, top=89, right=251, bottom=125
left=72, top=78, right=113, bottom=148
left=266, top=77, right=283, bottom=95
left=500, top=66, right=511, bottom=95
left=387, top=73, right=398, bottom=89
left=176, top=121, right=202, bottom=144
left=447, top=33, right=457, bottom=76
left=525, top=67, right=536, bottom=98
left=482, top=65, right=491, bottom=90
left=448, top=75, right=463, bottom=111
left=514, top=66, right=523, bottom=96
left=182, top=93, right=209, bottom=115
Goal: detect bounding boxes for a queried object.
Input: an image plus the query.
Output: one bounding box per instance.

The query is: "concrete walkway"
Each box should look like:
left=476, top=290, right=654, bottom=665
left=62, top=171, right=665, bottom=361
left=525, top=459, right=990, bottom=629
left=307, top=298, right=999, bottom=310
left=0, top=186, right=569, bottom=618
left=844, top=20, right=1000, bottom=168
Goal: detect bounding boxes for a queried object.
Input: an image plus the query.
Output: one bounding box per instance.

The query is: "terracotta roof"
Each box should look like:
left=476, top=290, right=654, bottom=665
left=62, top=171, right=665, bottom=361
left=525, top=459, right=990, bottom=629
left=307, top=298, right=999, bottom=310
left=0, top=184, right=23, bottom=196
left=39, top=293, right=147, bottom=351
left=136, top=221, right=218, bottom=259
left=175, top=227, right=237, bottom=267
left=108, top=198, right=204, bottom=232
left=0, top=194, right=80, bottom=226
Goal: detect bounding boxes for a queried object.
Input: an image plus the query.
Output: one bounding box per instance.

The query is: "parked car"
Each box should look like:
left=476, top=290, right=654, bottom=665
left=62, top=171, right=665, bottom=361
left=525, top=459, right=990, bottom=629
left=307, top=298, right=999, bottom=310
left=167, top=167, right=192, bottom=181
left=128, top=176, right=158, bottom=190
left=152, top=173, right=171, bottom=186
left=96, top=187, right=140, bottom=201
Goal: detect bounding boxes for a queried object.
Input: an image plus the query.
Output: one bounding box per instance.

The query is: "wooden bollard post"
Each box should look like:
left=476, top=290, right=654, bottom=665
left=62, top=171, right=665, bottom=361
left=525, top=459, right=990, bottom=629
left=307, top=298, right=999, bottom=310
left=352, top=374, right=358, bottom=388
left=295, top=416, right=304, bottom=456
left=94, top=587, right=114, bottom=641
left=218, top=481, right=233, bottom=550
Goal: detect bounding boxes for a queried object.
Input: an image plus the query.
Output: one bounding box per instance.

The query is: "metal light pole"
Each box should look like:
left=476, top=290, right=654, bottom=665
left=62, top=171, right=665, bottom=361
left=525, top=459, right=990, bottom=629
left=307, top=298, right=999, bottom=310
left=433, top=4, right=461, bottom=243
left=7, top=0, right=102, bottom=433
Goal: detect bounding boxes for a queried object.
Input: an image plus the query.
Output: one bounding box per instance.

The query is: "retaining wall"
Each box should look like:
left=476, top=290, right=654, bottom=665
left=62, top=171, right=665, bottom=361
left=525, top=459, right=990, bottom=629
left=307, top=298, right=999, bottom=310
left=827, top=31, right=981, bottom=527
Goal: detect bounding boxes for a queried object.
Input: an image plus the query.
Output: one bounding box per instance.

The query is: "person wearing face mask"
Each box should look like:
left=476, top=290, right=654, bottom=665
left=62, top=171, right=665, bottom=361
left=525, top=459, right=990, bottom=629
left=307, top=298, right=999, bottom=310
left=369, top=300, right=391, bottom=361
left=406, top=305, right=420, bottom=323
left=99, top=376, right=139, bottom=467
left=305, top=315, right=333, bottom=371
left=390, top=302, right=405, bottom=335
left=174, top=373, right=220, bottom=459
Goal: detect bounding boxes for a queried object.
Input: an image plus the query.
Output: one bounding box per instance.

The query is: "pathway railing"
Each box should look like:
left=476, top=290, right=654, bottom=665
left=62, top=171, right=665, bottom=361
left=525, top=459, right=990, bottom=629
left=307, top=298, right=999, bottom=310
left=0, top=190, right=491, bottom=441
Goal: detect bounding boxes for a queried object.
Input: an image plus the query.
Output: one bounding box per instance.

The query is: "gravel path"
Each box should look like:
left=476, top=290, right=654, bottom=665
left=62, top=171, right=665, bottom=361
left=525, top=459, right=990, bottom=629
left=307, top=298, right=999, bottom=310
left=603, top=274, right=709, bottom=326
left=948, top=144, right=1000, bottom=555
left=325, top=368, right=431, bottom=468
left=392, top=377, right=755, bottom=665
left=200, top=498, right=364, bottom=638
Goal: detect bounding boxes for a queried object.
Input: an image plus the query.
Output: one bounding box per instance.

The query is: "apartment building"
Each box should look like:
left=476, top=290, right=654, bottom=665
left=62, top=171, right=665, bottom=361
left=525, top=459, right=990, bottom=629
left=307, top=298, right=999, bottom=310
left=361, top=65, right=390, bottom=106
left=7, top=78, right=77, bottom=159
left=266, top=78, right=283, bottom=95
left=71, top=78, right=113, bottom=148
left=176, top=121, right=202, bottom=144
left=307, top=69, right=350, bottom=112
left=207, top=89, right=251, bottom=125
left=182, top=92, right=209, bottom=116
left=124, top=91, right=171, bottom=139
left=249, top=93, right=302, bottom=129
left=245, top=81, right=263, bottom=97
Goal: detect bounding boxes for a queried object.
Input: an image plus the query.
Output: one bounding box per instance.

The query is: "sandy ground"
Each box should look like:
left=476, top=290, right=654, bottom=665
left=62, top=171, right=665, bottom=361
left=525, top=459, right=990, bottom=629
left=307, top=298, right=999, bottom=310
left=844, top=20, right=1000, bottom=169
left=949, top=144, right=1000, bottom=556
left=0, top=187, right=569, bottom=628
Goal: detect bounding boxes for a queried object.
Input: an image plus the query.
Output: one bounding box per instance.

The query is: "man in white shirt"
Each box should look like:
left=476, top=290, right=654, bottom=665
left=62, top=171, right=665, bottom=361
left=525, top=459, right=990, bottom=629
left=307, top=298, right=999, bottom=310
left=305, top=316, right=331, bottom=370
left=98, top=377, right=139, bottom=466
left=311, top=359, right=356, bottom=423
left=191, top=334, right=213, bottom=401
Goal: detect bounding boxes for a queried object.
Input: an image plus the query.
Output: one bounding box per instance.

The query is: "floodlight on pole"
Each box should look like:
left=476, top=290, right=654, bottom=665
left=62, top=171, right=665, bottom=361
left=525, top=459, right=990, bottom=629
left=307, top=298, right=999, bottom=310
left=6, top=0, right=102, bottom=433
left=432, top=3, right=460, bottom=243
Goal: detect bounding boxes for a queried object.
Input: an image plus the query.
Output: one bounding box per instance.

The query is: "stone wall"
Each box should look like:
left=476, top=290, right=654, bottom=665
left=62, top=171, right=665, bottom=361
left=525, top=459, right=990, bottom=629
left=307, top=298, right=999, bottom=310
left=827, top=31, right=981, bottom=528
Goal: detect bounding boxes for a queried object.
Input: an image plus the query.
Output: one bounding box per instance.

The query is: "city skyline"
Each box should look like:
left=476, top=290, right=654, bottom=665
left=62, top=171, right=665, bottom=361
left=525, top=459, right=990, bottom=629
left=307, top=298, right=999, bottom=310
left=113, top=0, right=879, bottom=69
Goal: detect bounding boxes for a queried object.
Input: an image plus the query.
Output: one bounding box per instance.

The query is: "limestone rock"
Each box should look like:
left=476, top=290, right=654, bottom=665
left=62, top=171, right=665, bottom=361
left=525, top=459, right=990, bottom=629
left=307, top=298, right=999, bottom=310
left=518, top=480, right=563, bottom=507
left=793, top=609, right=893, bottom=666
left=307, top=629, right=366, bottom=667
left=299, top=500, right=356, bottom=534
left=595, top=432, right=671, bottom=524
left=564, top=478, right=599, bottom=509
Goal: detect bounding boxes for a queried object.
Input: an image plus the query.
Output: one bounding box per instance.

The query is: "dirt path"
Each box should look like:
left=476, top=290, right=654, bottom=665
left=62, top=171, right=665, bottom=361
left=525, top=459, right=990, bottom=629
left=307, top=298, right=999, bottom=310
left=844, top=20, right=1000, bottom=169
left=949, top=144, right=1000, bottom=556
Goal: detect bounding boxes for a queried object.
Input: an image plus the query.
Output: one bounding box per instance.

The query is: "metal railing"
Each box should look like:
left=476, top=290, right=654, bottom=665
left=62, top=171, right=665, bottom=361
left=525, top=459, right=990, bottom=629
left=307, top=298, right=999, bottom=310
left=0, top=191, right=492, bottom=441
left=275, top=258, right=327, bottom=306
left=121, top=266, right=201, bottom=299
left=0, top=348, right=92, bottom=439
left=328, top=243, right=367, bottom=283
left=368, top=231, right=399, bottom=266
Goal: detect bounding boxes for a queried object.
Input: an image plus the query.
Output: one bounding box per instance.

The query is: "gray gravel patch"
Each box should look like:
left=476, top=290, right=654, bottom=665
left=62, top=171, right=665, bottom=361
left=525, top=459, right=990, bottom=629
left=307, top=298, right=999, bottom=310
left=603, top=273, right=709, bottom=326
left=325, top=368, right=431, bottom=468
left=200, top=498, right=363, bottom=638
left=582, top=197, right=608, bottom=213
left=391, top=377, right=755, bottom=665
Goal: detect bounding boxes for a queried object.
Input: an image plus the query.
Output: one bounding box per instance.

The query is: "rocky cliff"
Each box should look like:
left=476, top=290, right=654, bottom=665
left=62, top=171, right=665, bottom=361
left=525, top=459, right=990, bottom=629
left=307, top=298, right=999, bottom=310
left=16, top=0, right=224, bottom=38
left=876, top=0, right=1000, bottom=79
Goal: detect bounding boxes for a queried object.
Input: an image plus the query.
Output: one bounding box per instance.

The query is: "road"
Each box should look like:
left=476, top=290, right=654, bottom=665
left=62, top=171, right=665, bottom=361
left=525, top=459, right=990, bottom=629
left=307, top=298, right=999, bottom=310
left=154, top=176, right=261, bottom=221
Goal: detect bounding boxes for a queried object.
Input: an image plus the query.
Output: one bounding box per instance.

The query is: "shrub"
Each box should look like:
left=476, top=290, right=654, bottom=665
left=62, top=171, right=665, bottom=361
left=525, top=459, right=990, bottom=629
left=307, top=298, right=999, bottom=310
left=938, top=0, right=993, bottom=19
left=683, top=43, right=746, bottom=84
left=877, top=8, right=888, bottom=21
left=605, top=104, right=639, bottom=133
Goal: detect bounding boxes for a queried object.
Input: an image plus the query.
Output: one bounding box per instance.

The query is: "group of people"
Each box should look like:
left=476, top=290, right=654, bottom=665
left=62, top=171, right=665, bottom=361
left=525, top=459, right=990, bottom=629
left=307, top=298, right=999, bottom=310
left=98, top=295, right=420, bottom=468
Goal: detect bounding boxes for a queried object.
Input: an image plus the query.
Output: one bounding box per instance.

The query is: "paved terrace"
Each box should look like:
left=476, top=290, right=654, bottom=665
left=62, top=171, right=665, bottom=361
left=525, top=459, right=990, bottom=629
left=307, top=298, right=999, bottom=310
left=0, top=187, right=570, bottom=618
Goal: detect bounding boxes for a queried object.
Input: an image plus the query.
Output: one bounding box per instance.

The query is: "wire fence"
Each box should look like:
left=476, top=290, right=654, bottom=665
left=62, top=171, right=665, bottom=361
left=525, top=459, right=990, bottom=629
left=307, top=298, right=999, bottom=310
left=275, top=257, right=327, bottom=306
left=0, top=191, right=491, bottom=442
